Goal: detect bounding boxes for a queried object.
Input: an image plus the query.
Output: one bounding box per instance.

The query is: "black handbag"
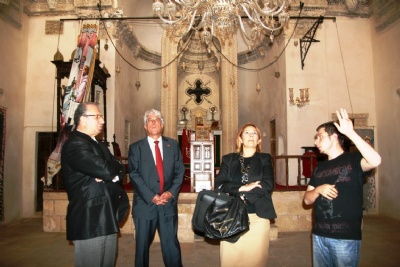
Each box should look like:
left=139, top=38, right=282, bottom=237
left=192, top=189, right=232, bottom=233
left=204, top=194, right=249, bottom=240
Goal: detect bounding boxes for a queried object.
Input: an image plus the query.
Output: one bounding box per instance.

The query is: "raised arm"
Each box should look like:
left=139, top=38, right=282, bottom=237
left=334, top=108, right=381, bottom=171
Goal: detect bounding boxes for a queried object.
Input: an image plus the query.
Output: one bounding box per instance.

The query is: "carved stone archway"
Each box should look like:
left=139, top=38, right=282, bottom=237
left=160, top=30, right=238, bottom=155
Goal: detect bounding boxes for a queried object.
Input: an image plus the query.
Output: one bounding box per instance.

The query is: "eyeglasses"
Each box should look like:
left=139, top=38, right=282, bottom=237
left=146, top=118, right=161, bottom=124
left=83, top=114, right=104, bottom=120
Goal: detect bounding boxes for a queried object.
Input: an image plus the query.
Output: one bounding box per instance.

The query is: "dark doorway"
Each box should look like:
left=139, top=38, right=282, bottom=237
left=36, top=132, right=57, bottom=211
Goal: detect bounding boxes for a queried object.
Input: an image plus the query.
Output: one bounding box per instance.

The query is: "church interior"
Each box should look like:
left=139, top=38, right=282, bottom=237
left=0, top=0, right=399, bottom=253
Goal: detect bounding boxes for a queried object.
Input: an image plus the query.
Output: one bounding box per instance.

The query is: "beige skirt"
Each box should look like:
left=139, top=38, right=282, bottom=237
left=220, top=213, right=271, bottom=267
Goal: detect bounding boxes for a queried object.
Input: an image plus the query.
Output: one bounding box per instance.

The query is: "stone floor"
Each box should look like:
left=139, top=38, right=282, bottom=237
left=0, top=215, right=399, bottom=267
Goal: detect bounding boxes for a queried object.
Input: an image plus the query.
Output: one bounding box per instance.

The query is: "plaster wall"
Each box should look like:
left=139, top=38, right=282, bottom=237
left=113, top=21, right=162, bottom=152
left=238, top=41, right=287, bottom=156
left=114, top=54, right=162, bottom=153
left=285, top=18, right=376, bottom=184
left=20, top=17, right=117, bottom=218
left=371, top=19, right=400, bottom=220
left=0, top=14, right=29, bottom=223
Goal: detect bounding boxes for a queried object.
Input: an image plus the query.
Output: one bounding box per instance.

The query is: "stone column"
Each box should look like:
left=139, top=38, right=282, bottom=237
left=220, top=37, right=239, bottom=155
left=160, top=30, right=179, bottom=139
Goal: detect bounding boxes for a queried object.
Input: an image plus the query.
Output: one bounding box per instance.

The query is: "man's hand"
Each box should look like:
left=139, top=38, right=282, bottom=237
left=334, top=108, right=355, bottom=137
left=152, top=194, right=169, bottom=205
left=160, top=191, right=173, bottom=202
left=317, top=184, right=338, bottom=200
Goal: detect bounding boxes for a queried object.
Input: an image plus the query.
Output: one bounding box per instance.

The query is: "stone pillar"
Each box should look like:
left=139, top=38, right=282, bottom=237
left=220, top=37, right=239, bottom=155
left=160, top=30, right=179, bottom=139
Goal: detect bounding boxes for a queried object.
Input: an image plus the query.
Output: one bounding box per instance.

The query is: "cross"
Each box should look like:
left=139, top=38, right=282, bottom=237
left=186, top=79, right=211, bottom=105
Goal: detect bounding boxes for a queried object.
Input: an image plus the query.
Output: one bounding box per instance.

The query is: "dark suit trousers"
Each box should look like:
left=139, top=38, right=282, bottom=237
left=134, top=206, right=182, bottom=267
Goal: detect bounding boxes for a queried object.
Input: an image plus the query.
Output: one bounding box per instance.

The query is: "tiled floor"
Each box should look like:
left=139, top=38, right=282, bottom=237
left=0, top=215, right=399, bottom=266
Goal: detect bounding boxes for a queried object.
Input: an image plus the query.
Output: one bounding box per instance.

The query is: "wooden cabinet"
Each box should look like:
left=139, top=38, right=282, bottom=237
left=190, top=141, right=214, bottom=192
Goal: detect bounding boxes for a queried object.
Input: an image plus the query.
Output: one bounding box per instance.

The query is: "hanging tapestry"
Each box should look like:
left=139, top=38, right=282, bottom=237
left=0, top=106, right=6, bottom=221
left=181, top=129, right=191, bottom=165
left=41, top=22, right=98, bottom=187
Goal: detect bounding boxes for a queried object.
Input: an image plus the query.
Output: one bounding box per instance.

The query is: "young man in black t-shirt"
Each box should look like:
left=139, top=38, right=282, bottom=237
left=304, top=108, right=381, bottom=267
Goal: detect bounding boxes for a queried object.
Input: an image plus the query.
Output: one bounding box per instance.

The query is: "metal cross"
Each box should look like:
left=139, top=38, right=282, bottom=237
left=186, top=79, right=211, bottom=105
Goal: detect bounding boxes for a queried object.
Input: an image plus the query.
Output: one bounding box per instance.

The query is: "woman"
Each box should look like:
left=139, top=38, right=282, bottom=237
left=215, top=123, right=276, bottom=266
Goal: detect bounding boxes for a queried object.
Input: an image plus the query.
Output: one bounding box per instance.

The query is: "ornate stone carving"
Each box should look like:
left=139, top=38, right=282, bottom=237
left=374, top=0, right=400, bottom=32
left=45, top=20, right=63, bottom=35
left=73, top=0, right=111, bottom=8
left=115, top=22, right=161, bottom=66
left=0, top=0, right=22, bottom=28
left=331, top=112, right=369, bottom=128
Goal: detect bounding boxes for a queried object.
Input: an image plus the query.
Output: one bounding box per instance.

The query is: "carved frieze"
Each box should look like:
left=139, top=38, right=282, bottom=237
left=374, top=0, right=400, bottom=32
left=45, top=20, right=63, bottom=35
left=331, top=112, right=369, bottom=128
left=0, top=0, right=22, bottom=28
left=73, top=0, right=112, bottom=8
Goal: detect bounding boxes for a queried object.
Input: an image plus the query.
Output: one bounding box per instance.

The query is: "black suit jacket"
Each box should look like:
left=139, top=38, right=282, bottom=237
left=61, top=130, right=126, bottom=241
left=128, top=136, right=185, bottom=220
left=215, top=152, right=277, bottom=219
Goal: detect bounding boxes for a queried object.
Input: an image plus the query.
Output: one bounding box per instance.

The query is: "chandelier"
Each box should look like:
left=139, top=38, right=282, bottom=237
left=152, top=0, right=290, bottom=48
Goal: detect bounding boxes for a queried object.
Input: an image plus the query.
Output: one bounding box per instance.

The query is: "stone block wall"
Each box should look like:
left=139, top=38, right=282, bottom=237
left=272, top=191, right=313, bottom=232
left=43, top=191, right=312, bottom=242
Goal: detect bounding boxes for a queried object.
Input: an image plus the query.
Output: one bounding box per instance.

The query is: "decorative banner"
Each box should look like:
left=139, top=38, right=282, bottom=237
left=42, top=22, right=98, bottom=187
left=63, top=23, right=98, bottom=126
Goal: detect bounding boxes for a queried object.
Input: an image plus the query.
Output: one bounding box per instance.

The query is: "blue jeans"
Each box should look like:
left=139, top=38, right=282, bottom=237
left=313, top=234, right=361, bottom=267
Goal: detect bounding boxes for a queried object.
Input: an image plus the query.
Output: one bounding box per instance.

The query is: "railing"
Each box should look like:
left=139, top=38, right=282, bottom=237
left=272, top=154, right=317, bottom=191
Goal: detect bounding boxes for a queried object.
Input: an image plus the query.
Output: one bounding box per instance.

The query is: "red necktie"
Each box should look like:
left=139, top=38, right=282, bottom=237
left=154, top=141, right=164, bottom=194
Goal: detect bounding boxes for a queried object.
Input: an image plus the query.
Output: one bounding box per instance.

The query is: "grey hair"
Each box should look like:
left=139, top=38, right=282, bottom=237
left=143, top=109, right=164, bottom=125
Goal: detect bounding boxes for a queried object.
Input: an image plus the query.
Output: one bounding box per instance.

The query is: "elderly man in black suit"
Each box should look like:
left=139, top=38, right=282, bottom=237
left=128, top=108, right=185, bottom=267
left=61, top=102, right=128, bottom=267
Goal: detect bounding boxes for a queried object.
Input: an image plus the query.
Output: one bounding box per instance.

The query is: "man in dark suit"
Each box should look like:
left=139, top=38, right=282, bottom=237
left=61, top=102, right=128, bottom=267
left=128, top=109, right=185, bottom=267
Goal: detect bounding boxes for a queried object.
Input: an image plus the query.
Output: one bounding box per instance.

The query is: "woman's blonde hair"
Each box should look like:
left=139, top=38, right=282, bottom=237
left=235, top=122, right=262, bottom=153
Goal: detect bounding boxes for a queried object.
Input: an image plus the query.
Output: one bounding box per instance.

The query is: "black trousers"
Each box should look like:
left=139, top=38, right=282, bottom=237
left=134, top=209, right=182, bottom=267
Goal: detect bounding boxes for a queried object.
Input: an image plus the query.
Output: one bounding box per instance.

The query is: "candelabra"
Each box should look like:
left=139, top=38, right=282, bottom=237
left=208, top=105, right=218, bottom=121
left=289, top=88, right=310, bottom=108
left=152, top=0, right=290, bottom=48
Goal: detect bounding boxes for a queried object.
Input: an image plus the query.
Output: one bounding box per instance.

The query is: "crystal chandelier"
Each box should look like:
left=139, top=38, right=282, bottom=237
left=152, top=0, right=290, bottom=47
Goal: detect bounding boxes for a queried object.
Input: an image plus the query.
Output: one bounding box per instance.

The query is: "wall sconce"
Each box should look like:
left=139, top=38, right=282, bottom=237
left=289, top=88, right=310, bottom=107
left=116, top=65, right=121, bottom=74
left=163, top=80, right=168, bottom=88
left=180, top=61, right=187, bottom=72
left=256, top=83, right=261, bottom=94
left=135, top=80, right=141, bottom=91
left=104, top=39, right=109, bottom=51
left=215, top=61, right=220, bottom=71
left=230, top=75, right=235, bottom=87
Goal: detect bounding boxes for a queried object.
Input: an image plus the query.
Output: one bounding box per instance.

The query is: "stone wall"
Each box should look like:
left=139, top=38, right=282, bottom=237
left=43, top=191, right=312, bottom=242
